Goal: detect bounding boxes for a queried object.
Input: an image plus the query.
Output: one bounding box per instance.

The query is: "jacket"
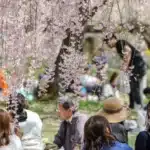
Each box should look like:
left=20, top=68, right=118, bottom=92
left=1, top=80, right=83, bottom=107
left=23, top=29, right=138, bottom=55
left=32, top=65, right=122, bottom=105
left=19, top=110, right=44, bottom=150
left=135, top=131, right=150, bottom=150
left=83, top=141, right=132, bottom=150
left=54, top=112, right=88, bottom=150
left=101, top=141, right=132, bottom=150
left=110, top=122, right=128, bottom=143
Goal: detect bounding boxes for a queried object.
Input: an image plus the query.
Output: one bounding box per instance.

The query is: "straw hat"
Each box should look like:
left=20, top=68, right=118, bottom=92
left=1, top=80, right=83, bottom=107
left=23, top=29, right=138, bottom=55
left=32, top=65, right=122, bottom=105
left=97, top=97, right=130, bottom=123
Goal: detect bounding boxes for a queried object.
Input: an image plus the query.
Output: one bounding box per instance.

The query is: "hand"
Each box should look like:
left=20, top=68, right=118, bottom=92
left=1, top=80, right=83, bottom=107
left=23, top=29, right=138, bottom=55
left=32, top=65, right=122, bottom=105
left=15, top=127, right=23, bottom=138
left=120, top=65, right=128, bottom=72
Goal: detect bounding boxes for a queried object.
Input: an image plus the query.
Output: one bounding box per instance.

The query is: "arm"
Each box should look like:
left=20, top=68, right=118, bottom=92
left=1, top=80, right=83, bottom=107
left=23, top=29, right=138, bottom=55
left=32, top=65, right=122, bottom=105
left=53, top=122, right=65, bottom=148
left=74, top=115, right=88, bottom=149
left=120, top=45, right=132, bottom=72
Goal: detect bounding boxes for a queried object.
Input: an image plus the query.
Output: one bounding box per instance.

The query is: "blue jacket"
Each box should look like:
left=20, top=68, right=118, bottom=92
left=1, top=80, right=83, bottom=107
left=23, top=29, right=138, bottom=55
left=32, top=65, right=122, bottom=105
left=101, top=141, right=132, bottom=150
left=83, top=141, right=132, bottom=150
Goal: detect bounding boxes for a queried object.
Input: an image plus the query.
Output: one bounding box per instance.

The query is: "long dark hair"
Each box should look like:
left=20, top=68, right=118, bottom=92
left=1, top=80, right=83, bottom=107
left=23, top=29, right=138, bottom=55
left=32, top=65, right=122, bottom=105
left=0, top=109, right=11, bottom=146
left=116, top=40, right=136, bottom=58
left=109, top=72, right=119, bottom=84
left=84, top=115, right=115, bottom=150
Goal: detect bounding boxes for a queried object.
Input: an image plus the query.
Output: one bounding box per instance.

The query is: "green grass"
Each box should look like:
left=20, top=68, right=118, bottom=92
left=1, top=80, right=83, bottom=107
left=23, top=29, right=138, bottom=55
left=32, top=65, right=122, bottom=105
left=128, top=134, right=137, bottom=149
left=79, top=100, right=103, bottom=112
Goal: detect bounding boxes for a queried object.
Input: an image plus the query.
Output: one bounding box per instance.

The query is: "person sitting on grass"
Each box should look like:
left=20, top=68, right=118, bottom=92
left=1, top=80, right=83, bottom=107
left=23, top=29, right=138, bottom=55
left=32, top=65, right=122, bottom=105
left=97, top=97, right=137, bottom=144
left=0, top=109, right=23, bottom=150
left=101, top=72, right=120, bottom=99
left=8, top=93, right=44, bottom=150
left=83, top=115, right=132, bottom=150
left=54, top=95, right=88, bottom=150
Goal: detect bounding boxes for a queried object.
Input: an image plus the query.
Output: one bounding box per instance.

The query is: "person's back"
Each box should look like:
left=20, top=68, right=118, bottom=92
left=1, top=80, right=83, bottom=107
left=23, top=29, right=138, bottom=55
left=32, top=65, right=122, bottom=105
left=0, top=135, right=23, bottom=150
left=102, top=141, right=132, bottom=150
left=135, top=131, right=150, bottom=150
left=110, top=122, right=128, bottom=143
left=83, top=115, right=132, bottom=150
left=0, top=109, right=23, bottom=150
left=19, top=109, right=44, bottom=150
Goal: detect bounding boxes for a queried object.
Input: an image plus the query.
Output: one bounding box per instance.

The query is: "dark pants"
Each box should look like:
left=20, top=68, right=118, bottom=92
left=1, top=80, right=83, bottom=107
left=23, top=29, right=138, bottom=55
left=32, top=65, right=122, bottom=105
left=129, top=76, right=142, bottom=109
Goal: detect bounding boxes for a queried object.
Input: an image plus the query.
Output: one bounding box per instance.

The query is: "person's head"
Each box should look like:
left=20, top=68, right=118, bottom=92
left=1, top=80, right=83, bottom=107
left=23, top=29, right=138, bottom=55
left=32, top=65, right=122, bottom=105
left=97, top=97, right=130, bottom=123
left=23, top=81, right=27, bottom=88
left=16, top=93, right=28, bottom=114
left=84, top=115, right=115, bottom=150
left=144, top=87, right=150, bottom=99
left=110, top=72, right=119, bottom=85
left=57, top=95, right=78, bottom=120
left=0, top=109, right=11, bottom=146
left=84, top=65, right=92, bottom=75
left=104, top=34, right=117, bottom=48
left=84, top=67, right=90, bottom=74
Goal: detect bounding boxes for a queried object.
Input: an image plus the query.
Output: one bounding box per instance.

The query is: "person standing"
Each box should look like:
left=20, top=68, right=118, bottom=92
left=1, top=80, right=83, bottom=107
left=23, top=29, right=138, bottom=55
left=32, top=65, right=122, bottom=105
left=104, top=34, right=147, bottom=109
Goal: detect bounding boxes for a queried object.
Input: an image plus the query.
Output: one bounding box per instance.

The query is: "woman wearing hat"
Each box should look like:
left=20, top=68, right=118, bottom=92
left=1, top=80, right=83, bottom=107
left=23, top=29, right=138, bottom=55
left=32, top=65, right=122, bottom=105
left=97, top=97, right=137, bottom=143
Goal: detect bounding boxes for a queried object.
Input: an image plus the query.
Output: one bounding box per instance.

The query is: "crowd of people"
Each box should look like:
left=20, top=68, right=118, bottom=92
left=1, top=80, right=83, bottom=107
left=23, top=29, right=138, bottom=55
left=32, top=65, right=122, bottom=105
left=0, top=34, right=150, bottom=150
left=1, top=94, right=150, bottom=150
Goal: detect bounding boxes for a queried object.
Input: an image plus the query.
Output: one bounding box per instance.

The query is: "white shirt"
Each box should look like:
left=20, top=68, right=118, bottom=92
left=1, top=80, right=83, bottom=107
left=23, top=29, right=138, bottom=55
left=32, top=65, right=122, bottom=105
left=19, top=110, right=44, bottom=150
left=0, top=135, right=23, bottom=150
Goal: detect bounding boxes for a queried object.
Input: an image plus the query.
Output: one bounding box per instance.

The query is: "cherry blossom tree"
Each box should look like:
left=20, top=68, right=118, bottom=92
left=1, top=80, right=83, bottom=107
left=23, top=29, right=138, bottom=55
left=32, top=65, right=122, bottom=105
left=0, top=0, right=149, bottom=125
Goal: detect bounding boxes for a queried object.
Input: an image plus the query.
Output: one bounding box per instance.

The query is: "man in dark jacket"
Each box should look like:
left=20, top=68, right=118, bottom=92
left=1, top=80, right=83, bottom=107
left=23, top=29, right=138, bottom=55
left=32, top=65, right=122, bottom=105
left=54, top=95, right=88, bottom=150
left=104, top=34, right=147, bottom=109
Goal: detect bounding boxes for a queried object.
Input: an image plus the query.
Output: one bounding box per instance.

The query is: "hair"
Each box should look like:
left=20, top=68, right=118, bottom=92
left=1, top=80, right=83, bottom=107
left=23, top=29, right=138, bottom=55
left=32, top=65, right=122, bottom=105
left=62, top=101, right=77, bottom=114
left=16, top=93, right=27, bottom=114
left=84, top=115, right=115, bottom=150
left=144, top=87, right=150, bottom=95
left=109, top=72, right=119, bottom=84
left=0, top=109, right=11, bottom=146
left=115, top=40, right=136, bottom=58
left=104, top=34, right=117, bottom=43
left=84, top=67, right=90, bottom=72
